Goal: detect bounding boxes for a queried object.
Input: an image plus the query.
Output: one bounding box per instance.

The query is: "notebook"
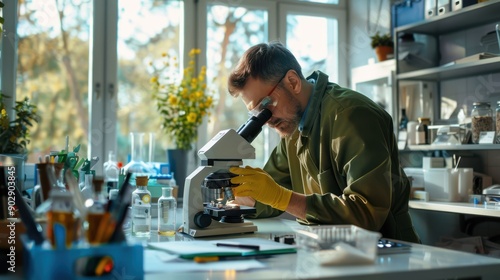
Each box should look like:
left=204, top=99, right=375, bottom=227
left=148, top=237, right=297, bottom=259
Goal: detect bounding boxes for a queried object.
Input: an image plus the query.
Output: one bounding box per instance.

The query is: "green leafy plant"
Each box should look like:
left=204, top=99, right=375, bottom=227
left=150, top=49, right=215, bottom=150
left=370, top=32, right=394, bottom=49
left=0, top=94, right=41, bottom=154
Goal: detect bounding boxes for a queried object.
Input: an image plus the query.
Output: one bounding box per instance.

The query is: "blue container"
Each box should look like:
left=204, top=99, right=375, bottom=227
left=391, top=0, right=425, bottom=35
left=22, top=236, right=144, bottom=280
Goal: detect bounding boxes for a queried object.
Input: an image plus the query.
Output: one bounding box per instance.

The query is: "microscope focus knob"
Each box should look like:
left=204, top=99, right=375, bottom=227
left=194, top=211, right=212, bottom=228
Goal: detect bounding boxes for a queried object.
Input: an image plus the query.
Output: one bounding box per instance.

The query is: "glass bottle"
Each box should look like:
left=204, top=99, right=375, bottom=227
left=46, top=190, right=79, bottom=248
left=103, top=150, right=120, bottom=194
left=80, top=172, right=94, bottom=202
left=86, top=177, right=106, bottom=244
left=122, top=132, right=154, bottom=187
left=399, top=108, right=409, bottom=131
left=158, top=186, right=177, bottom=236
left=471, top=102, right=493, bottom=144
left=131, top=175, right=151, bottom=236
left=496, top=101, right=500, bottom=144
left=416, top=117, right=431, bottom=145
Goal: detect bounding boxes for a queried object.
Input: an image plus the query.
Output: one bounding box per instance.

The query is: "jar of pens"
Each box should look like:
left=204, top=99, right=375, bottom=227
left=15, top=144, right=144, bottom=279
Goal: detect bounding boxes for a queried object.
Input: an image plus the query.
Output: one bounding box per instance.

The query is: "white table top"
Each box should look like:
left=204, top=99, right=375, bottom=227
left=141, top=217, right=500, bottom=280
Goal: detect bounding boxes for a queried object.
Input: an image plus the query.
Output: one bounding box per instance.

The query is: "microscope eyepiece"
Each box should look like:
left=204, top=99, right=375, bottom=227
left=236, top=108, right=272, bottom=143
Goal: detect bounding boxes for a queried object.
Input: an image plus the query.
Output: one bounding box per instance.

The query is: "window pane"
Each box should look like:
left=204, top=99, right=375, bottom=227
left=206, top=4, right=268, bottom=167
left=286, top=14, right=339, bottom=82
left=17, top=0, right=92, bottom=162
left=116, top=0, right=183, bottom=164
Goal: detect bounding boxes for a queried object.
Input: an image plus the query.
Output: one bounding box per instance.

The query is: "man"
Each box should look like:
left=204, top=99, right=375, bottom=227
left=228, top=41, right=420, bottom=243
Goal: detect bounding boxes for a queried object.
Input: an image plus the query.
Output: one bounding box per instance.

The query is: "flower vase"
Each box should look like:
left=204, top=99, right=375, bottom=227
left=0, top=154, right=27, bottom=191
left=166, top=148, right=189, bottom=199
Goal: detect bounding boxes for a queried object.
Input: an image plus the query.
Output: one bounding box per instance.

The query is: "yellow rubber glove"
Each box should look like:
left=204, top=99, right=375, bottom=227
left=229, top=166, right=293, bottom=211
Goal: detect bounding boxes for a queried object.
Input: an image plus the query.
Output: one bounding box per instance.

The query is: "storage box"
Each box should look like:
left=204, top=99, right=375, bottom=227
left=295, top=225, right=381, bottom=266
left=423, top=168, right=473, bottom=202
left=392, top=0, right=425, bottom=34
left=22, top=236, right=144, bottom=280
left=423, top=157, right=445, bottom=169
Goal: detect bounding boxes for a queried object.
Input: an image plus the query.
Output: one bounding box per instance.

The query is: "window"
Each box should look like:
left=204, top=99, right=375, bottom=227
left=16, top=0, right=92, bottom=162
left=201, top=0, right=346, bottom=167
left=8, top=0, right=345, bottom=180
left=116, top=0, right=183, bottom=164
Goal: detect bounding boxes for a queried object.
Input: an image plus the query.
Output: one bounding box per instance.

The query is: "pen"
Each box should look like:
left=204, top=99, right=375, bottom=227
left=194, top=255, right=271, bottom=263
left=216, top=243, right=260, bottom=251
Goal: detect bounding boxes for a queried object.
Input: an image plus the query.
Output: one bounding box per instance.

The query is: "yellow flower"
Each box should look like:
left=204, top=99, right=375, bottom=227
left=151, top=49, right=215, bottom=150
left=168, top=95, right=179, bottom=106
left=186, top=112, right=197, bottom=123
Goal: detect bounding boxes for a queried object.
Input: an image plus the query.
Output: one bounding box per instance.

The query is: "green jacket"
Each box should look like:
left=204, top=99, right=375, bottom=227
left=251, top=71, right=420, bottom=243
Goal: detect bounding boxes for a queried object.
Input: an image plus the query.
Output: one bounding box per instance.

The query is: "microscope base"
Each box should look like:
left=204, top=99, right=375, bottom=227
left=187, top=221, right=258, bottom=237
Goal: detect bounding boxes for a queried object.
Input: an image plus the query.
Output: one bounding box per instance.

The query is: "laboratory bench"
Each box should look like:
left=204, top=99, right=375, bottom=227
left=409, top=200, right=500, bottom=217
left=141, top=218, right=500, bottom=280
left=10, top=215, right=500, bottom=279
left=409, top=200, right=500, bottom=248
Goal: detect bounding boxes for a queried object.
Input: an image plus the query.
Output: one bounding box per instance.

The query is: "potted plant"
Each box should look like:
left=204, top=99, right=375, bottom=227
left=0, top=94, right=41, bottom=155
left=0, top=94, right=41, bottom=190
left=150, top=48, right=215, bottom=192
left=370, top=32, right=394, bottom=62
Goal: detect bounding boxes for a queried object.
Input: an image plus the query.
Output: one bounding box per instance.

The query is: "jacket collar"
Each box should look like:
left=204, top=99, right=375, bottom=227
left=300, top=71, right=329, bottom=138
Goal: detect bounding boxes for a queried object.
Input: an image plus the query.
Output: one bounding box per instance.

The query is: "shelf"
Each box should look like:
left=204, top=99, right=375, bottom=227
left=404, top=144, right=500, bottom=151
left=409, top=201, right=500, bottom=218
left=396, top=57, right=500, bottom=81
left=351, top=59, right=395, bottom=86
left=395, top=0, right=500, bottom=35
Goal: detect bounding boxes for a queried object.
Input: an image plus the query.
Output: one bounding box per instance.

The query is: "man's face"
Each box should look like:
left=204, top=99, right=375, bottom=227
left=240, top=74, right=302, bottom=138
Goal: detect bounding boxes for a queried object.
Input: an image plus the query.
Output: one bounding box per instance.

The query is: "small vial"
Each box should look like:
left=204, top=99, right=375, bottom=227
left=158, top=186, right=177, bottom=236
left=131, top=175, right=151, bottom=236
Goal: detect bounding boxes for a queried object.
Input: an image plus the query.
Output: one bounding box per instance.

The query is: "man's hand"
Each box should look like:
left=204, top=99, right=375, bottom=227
left=229, top=166, right=292, bottom=211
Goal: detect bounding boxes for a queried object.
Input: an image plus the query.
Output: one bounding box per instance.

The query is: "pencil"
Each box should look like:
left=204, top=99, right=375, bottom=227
left=216, top=243, right=260, bottom=250
left=193, top=255, right=271, bottom=263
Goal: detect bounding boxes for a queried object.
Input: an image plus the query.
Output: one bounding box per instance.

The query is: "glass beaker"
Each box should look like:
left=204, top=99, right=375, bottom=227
left=122, top=132, right=154, bottom=185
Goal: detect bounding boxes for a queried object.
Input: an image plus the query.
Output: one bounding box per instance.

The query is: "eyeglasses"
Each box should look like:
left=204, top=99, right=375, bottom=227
left=248, top=73, right=287, bottom=117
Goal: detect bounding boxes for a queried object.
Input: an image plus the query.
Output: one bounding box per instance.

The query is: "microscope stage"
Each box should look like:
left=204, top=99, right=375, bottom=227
left=204, top=205, right=257, bottom=219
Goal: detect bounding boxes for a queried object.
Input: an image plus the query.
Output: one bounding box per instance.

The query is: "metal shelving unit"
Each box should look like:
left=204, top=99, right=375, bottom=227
left=397, top=57, right=500, bottom=81
left=395, top=0, right=500, bottom=151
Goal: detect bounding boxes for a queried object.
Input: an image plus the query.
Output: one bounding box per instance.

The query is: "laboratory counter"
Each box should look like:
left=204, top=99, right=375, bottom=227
left=11, top=217, right=500, bottom=279
left=142, top=218, right=500, bottom=280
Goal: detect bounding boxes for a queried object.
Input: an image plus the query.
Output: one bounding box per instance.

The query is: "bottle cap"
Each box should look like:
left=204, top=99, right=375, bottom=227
left=135, top=175, right=149, bottom=186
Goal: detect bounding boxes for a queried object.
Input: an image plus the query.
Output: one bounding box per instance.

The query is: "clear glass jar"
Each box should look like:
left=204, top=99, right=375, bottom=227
left=496, top=101, right=500, bottom=144
left=158, top=186, right=177, bottom=236
left=131, top=175, right=151, bottom=236
left=416, top=117, right=431, bottom=145
left=471, top=102, right=493, bottom=144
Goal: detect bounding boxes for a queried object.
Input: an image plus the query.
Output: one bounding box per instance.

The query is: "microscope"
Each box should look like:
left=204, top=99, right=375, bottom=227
left=182, top=108, right=272, bottom=237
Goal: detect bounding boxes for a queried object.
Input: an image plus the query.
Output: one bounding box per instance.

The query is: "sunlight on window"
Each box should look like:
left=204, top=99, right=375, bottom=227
left=286, top=14, right=338, bottom=82
left=17, top=0, right=92, bottom=162
left=116, top=0, right=183, bottom=164
left=206, top=4, right=268, bottom=167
